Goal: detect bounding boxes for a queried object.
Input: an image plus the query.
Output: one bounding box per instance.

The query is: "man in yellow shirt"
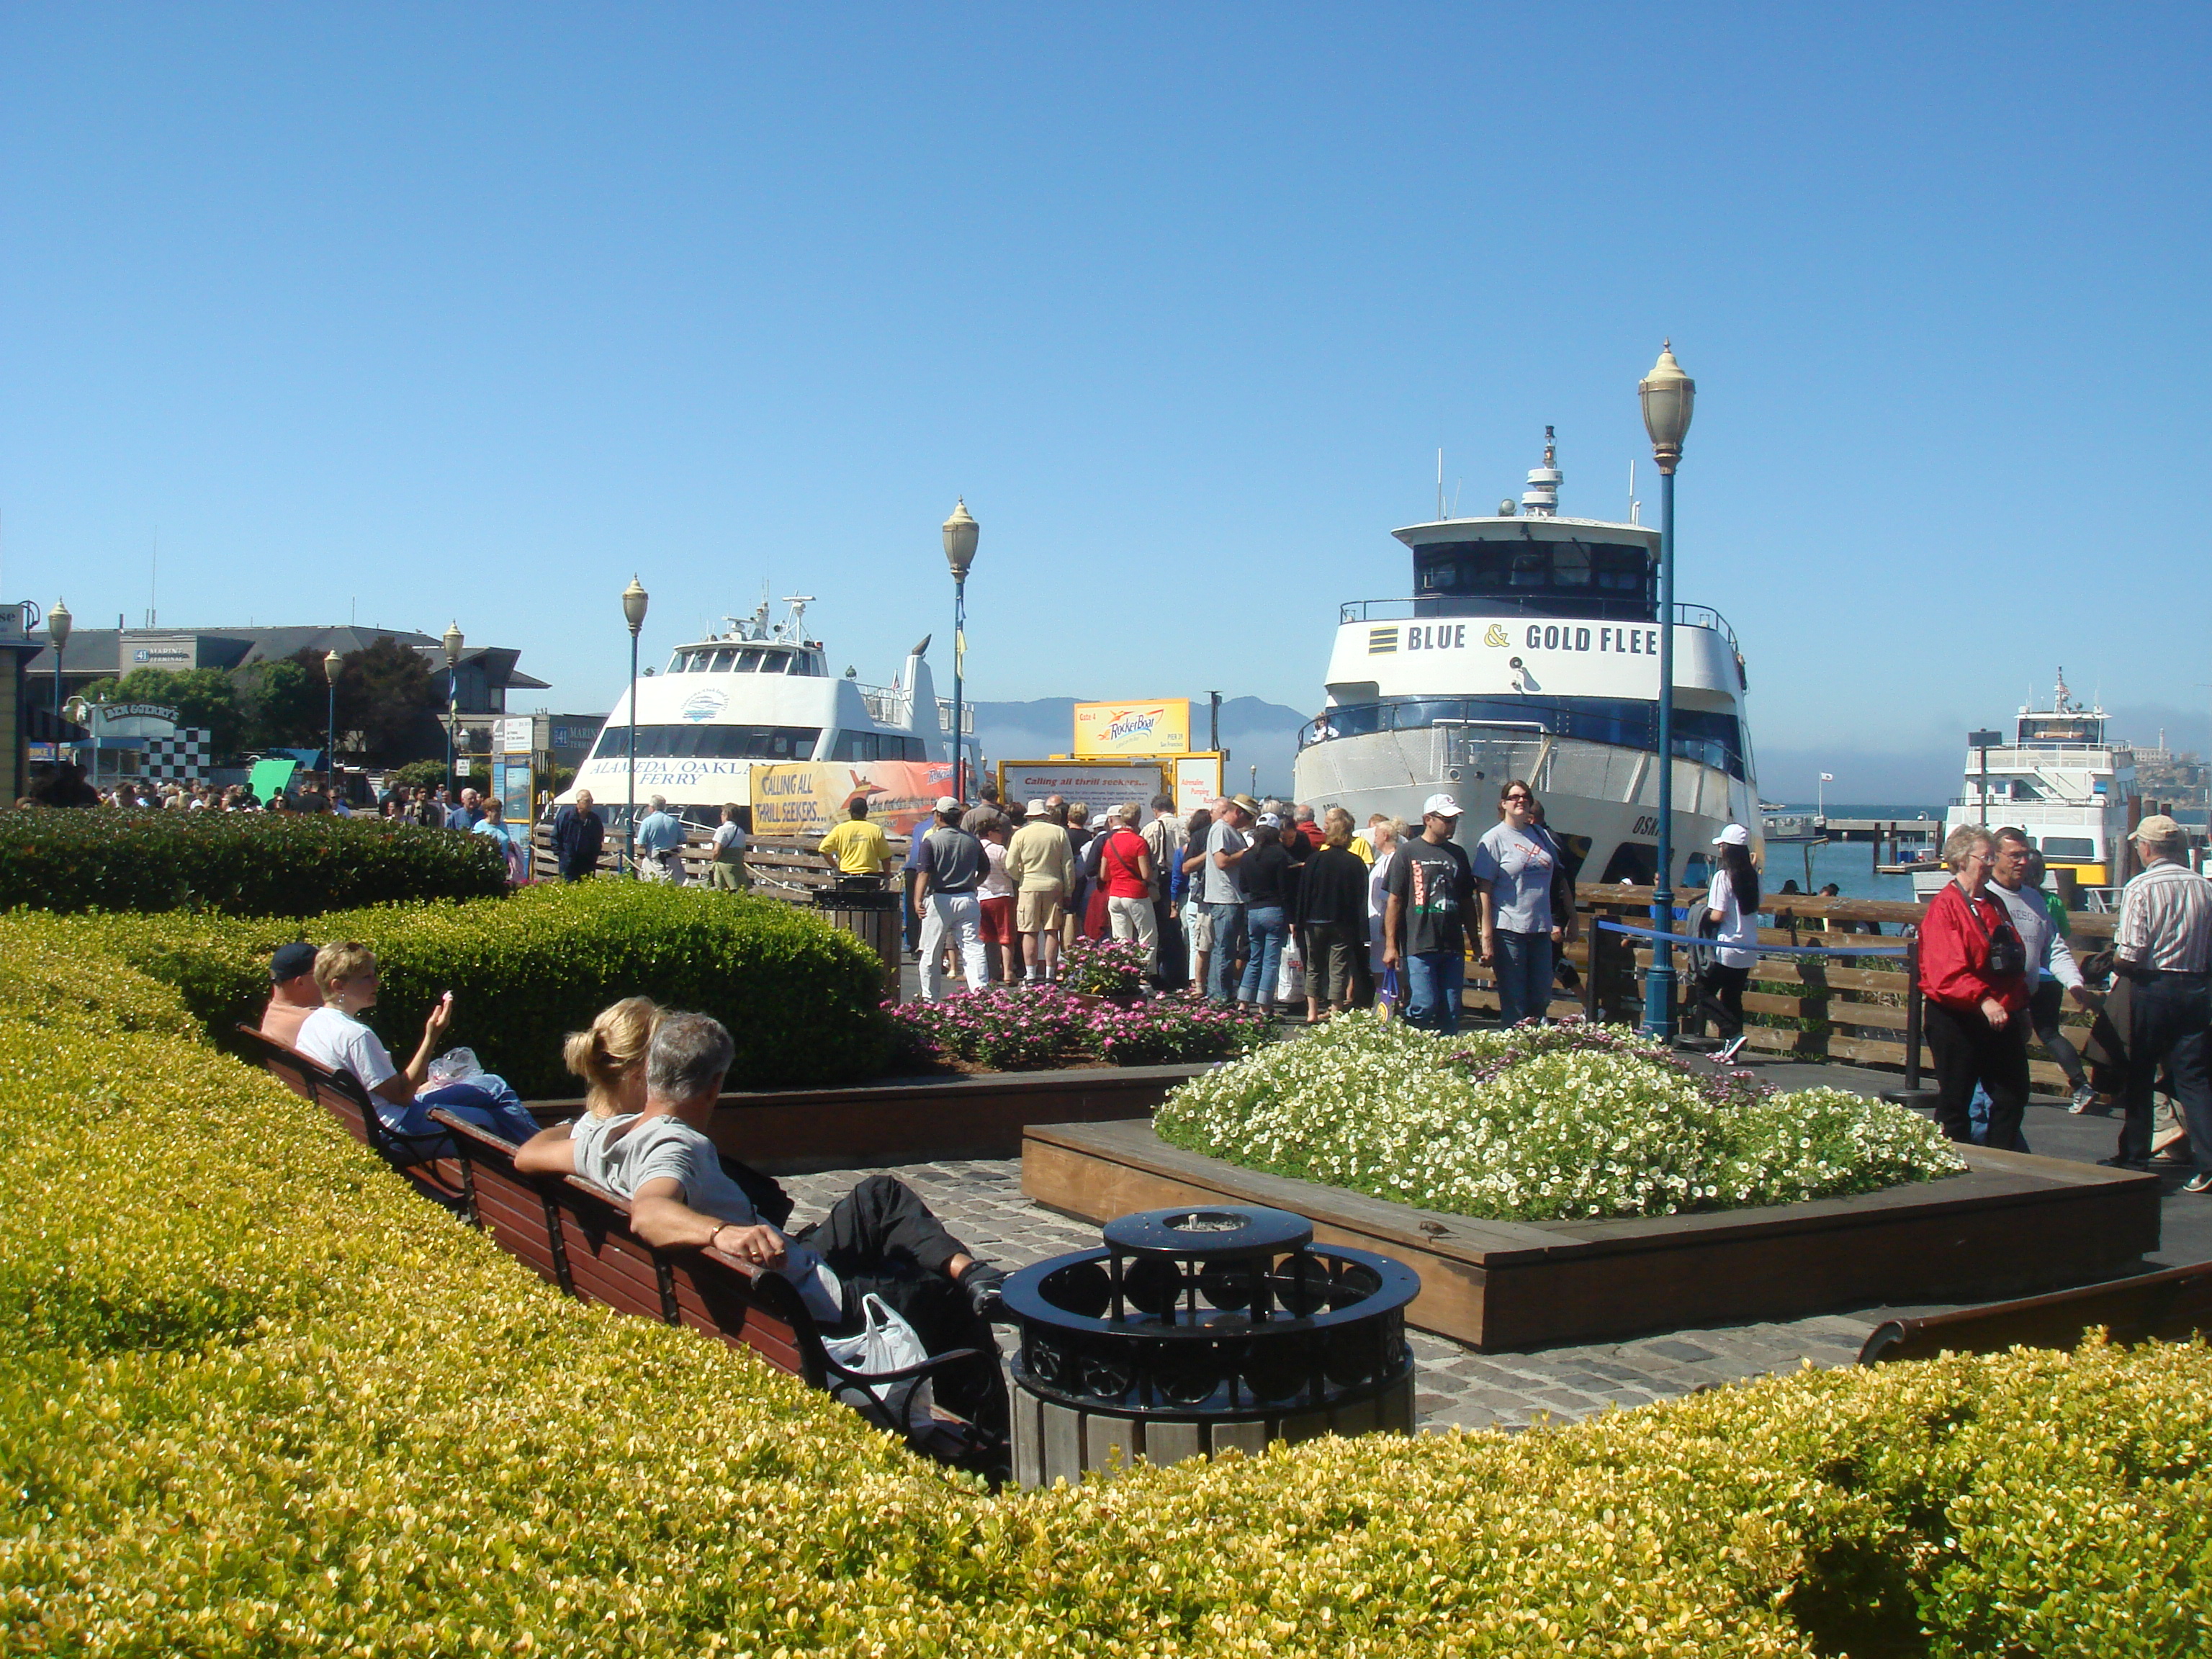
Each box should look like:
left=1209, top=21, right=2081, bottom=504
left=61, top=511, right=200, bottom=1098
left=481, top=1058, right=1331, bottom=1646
left=815, top=797, right=893, bottom=886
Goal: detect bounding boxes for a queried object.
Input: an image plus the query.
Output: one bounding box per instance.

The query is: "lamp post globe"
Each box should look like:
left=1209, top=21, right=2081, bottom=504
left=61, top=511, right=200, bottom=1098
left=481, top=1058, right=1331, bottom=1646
left=46, top=599, right=71, bottom=773
left=1636, top=342, right=1695, bottom=1040
left=323, top=648, right=344, bottom=791
left=622, top=577, right=649, bottom=877
left=941, top=500, right=978, bottom=800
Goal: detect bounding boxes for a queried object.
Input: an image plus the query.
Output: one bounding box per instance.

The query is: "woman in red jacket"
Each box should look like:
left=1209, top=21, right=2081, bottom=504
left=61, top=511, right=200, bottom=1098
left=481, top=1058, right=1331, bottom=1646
left=1917, top=824, right=2032, bottom=1148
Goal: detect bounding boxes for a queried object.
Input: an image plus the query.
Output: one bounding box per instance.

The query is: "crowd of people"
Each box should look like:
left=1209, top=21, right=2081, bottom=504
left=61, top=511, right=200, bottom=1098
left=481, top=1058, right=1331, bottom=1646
left=857, top=778, right=1592, bottom=1035
left=261, top=943, right=1011, bottom=1437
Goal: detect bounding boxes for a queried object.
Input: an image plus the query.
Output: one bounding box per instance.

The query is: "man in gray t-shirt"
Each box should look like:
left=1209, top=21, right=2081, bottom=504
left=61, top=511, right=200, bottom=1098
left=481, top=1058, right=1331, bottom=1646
left=1202, top=796, right=1256, bottom=1001
left=516, top=1012, right=1011, bottom=1435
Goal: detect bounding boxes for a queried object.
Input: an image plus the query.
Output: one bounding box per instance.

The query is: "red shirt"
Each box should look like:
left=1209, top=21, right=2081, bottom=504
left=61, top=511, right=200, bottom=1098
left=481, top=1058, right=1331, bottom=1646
left=1917, top=881, right=2030, bottom=1015
left=1098, top=828, right=1153, bottom=899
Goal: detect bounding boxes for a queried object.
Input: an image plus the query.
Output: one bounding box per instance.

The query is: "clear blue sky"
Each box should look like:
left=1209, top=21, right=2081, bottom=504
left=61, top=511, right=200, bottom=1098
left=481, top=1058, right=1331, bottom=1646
left=4, top=4, right=2206, bottom=799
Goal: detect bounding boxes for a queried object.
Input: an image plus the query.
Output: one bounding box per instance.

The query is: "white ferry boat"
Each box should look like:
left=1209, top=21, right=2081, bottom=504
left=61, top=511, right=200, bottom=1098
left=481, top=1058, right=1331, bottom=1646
left=558, top=596, right=959, bottom=830
left=1928, top=670, right=2134, bottom=899
left=1292, top=432, right=1761, bottom=888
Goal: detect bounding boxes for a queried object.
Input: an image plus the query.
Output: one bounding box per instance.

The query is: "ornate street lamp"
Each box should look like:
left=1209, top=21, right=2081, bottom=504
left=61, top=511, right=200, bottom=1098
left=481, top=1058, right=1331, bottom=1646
left=441, top=621, right=464, bottom=799
left=622, top=576, right=649, bottom=877
left=47, top=598, right=71, bottom=772
left=323, top=648, right=344, bottom=791
left=941, top=500, right=979, bottom=800
left=1637, top=341, right=1695, bottom=1039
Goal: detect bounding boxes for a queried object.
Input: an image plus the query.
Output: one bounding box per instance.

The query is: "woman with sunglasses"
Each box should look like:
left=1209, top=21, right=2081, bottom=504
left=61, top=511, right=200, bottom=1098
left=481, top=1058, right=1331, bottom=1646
left=1472, top=779, right=1565, bottom=1028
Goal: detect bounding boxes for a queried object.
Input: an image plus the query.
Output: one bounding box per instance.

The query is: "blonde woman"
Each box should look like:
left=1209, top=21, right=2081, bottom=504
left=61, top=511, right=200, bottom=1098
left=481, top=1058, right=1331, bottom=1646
left=564, top=997, right=660, bottom=1120
left=295, top=941, right=454, bottom=1115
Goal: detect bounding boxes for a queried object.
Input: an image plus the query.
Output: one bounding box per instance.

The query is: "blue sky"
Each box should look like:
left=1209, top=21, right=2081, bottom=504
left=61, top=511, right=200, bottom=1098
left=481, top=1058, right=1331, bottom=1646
left=4, top=4, right=2206, bottom=799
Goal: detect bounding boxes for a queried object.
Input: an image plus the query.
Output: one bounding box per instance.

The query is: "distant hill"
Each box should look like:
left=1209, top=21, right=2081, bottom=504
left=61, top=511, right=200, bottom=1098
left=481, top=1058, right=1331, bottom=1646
left=971, top=696, right=1310, bottom=799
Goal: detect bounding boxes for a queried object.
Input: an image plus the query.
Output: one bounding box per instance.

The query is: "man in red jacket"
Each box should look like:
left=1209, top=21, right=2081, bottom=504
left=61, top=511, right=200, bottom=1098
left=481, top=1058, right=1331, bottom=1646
left=1917, top=824, right=2032, bottom=1148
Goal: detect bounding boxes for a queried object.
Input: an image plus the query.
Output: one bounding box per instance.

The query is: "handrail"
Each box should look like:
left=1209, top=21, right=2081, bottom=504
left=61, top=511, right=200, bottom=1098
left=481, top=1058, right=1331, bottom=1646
left=1593, top=920, right=1908, bottom=959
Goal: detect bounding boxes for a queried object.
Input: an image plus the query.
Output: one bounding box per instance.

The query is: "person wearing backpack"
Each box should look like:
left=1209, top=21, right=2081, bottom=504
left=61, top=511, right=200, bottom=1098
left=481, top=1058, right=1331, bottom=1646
left=1917, top=824, right=2032, bottom=1150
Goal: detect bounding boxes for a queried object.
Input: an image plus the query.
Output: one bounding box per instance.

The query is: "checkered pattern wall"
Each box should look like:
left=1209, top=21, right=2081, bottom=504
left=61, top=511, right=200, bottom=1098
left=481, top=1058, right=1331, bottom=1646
left=139, top=729, right=212, bottom=781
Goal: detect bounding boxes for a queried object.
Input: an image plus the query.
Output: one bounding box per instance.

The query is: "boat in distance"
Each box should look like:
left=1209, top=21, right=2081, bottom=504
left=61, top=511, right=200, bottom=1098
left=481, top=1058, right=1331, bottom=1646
left=1293, top=430, right=1761, bottom=890
left=556, top=595, right=960, bottom=831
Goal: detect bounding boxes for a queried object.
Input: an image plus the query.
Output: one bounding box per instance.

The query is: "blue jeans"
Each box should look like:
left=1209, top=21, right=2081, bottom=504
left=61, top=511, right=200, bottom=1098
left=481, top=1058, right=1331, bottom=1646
left=1207, top=902, right=1248, bottom=1002
left=1404, top=950, right=1465, bottom=1035
left=1492, top=930, right=1554, bottom=1028
left=1239, top=905, right=1288, bottom=1003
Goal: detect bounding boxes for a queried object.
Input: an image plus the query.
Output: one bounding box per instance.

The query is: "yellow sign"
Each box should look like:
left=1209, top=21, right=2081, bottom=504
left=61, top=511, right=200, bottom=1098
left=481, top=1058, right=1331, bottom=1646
left=1073, top=699, right=1191, bottom=757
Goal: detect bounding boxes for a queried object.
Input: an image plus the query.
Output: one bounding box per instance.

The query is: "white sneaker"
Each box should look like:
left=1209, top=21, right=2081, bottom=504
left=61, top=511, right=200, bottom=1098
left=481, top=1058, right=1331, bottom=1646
left=1714, top=1035, right=1748, bottom=1064
left=2069, top=1085, right=2096, bottom=1115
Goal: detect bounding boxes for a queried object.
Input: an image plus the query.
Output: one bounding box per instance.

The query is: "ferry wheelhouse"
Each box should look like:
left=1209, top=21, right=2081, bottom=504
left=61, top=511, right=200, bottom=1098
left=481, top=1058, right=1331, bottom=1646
left=1293, top=432, right=1761, bottom=888
left=558, top=597, right=960, bottom=830
left=1935, top=671, right=2134, bottom=894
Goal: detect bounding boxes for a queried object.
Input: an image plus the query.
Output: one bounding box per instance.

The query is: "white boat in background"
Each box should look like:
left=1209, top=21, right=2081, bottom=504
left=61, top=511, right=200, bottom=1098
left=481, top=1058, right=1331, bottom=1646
left=1923, top=670, right=2136, bottom=904
left=1293, top=431, right=1762, bottom=888
left=557, top=596, right=963, bottom=830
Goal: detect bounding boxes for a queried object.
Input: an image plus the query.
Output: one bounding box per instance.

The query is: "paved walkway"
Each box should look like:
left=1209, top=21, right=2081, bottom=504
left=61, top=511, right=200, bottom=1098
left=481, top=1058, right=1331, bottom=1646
left=783, top=1046, right=2210, bottom=1434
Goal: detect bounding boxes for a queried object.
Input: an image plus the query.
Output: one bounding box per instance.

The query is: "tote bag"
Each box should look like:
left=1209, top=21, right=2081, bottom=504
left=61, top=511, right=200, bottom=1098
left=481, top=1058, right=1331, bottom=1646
left=821, top=1293, right=935, bottom=1433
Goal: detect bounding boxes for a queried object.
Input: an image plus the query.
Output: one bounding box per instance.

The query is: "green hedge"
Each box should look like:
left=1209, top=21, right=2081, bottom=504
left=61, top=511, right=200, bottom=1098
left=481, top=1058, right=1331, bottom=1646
left=2, top=946, right=2209, bottom=1653
left=1, top=881, right=891, bottom=1095
left=4, top=938, right=2212, bottom=1654
left=0, top=809, right=509, bottom=915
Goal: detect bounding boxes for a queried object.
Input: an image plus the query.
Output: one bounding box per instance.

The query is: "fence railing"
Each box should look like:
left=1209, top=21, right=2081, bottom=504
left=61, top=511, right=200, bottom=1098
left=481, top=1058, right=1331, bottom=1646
left=527, top=823, right=909, bottom=902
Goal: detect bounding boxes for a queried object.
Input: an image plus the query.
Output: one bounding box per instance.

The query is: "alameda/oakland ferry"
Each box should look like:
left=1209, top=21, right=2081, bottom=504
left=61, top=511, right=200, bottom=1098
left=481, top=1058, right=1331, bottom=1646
left=1293, top=431, right=1761, bottom=889
left=558, top=595, right=958, bottom=832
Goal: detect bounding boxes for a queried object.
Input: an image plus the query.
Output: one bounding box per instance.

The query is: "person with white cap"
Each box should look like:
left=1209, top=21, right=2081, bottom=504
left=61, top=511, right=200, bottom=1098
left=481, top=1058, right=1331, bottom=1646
left=1698, top=824, right=1761, bottom=1063
left=912, top=797, right=989, bottom=999
left=1470, top=780, right=1566, bottom=1028
left=2102, top=814, right=2212, bottom=1184
left=1382, top=793, right=1476, bottom=1034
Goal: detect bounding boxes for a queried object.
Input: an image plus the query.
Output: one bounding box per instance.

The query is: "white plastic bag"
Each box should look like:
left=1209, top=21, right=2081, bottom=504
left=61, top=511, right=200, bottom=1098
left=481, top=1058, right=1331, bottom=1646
left=820, top=1292, right=935, bottom=1433
left=1277, top=928, right=1305, bottom=1004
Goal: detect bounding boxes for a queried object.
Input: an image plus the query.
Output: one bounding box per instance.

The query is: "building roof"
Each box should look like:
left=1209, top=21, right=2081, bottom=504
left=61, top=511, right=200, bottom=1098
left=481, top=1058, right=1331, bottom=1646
left=24, top=626, right=548, bottom=691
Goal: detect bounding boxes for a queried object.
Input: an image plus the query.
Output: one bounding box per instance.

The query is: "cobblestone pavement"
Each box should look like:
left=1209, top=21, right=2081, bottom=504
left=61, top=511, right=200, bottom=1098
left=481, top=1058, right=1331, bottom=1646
left=780, top=1157, right=1886, bottom=1434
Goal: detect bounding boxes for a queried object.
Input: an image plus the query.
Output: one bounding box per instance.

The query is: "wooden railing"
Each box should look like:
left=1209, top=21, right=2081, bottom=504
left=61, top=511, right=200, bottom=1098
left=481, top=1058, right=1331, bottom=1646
left=527, top=822, right=909, bottom=904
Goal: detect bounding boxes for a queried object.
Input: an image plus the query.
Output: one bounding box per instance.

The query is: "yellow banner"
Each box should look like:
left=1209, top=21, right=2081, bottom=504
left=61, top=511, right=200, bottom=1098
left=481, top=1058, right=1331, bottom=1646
left=1073, top=699, right=1191, bottom=757
left=750, top=760, right=953, bottom=837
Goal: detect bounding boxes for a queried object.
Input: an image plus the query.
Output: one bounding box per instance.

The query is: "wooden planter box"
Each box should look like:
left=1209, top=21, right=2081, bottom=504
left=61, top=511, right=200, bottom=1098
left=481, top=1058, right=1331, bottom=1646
left=1021, top=1120, right=2162, bottom=1352
left=533, top=1064, right=1215, bottom=1174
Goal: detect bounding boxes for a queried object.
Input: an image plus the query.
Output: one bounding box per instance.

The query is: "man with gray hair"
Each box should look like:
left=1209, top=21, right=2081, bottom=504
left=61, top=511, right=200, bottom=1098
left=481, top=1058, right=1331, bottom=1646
left=517, top=1012, right=1010, bottom=1432
left=2102, top=815, right=2212, bottom=1187
left=634, top=794, right=690, bottom=884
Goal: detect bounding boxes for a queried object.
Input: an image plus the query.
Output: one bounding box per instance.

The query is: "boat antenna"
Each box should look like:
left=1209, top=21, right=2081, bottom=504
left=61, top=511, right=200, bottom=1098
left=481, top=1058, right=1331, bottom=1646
left=1629, top=459, right=1640, bottom=523
left=1436, top=448, right=1444, bottom=521
left=1521, top=426, right=1560, bottom=517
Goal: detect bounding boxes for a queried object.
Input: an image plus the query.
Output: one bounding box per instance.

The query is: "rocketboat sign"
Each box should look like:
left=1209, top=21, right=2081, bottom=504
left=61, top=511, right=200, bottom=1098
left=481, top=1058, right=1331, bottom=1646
left=1073, top=700, right=1191, bottom=757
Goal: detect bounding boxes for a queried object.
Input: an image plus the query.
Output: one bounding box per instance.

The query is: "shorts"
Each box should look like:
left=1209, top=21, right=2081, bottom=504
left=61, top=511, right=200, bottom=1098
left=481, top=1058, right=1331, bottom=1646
left=979, top=894, right=1016, bottom=945
left=1016, top=888, right=1066, bottom=935
left=1186, top=902, right=1215, bottom=952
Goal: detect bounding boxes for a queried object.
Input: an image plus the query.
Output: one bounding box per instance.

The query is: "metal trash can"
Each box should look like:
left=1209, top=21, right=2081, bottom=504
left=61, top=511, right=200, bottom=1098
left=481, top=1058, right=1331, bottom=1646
left=1003, top=1204, right=1419, bottom=1486
left=810, top=886, right=902, bottom=1003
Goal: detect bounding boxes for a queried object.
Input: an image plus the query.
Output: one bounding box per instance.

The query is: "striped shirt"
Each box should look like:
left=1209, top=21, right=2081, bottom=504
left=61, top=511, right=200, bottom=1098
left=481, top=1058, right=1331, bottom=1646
left=2114, top=859, right=2212, bottom=972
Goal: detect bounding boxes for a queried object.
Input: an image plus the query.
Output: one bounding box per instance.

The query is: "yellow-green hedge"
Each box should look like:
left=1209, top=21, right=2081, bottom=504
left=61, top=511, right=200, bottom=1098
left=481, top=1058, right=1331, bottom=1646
left=4, top=938, right=2210, bottom=1654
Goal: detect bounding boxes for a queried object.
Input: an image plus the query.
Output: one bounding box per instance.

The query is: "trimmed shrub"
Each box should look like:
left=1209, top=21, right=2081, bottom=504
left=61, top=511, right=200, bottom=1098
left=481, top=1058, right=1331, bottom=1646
left=0, top=809, right=508, bottom=915
left=4, top=881, right=891, bottom=1095
left=4, top=968, right=2212, bottom=1652
left=1156, top=1010, right=1964, bottom=1221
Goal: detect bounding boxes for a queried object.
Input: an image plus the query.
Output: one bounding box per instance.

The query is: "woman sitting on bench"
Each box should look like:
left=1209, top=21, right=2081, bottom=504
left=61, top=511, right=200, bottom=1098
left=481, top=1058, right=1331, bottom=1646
left=565, top=997, right=660, bottom=1122
left=295, top=942, right=538, bottom=1151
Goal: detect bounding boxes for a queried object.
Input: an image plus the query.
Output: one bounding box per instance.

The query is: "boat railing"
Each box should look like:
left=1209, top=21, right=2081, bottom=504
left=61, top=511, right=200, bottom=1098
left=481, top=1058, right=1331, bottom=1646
left=1945, top=796, right=2110, bottom=820
left=1335, top=598, right=1740, bottom=649
left=851, top=686, right=973, bottom=735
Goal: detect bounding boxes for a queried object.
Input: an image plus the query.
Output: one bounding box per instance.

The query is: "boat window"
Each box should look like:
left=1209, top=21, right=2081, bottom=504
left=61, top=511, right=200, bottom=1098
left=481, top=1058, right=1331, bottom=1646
left=1551, top=544, right=1592, bottom=588
left=667, top=651, right=694, bottom=673
left=733, top=649, right=763, bottom=673
left=2040, top=837, right=2095, bottom=859
left=706, top=648, right=734, bottom=673
left=1411, top=538, right=1655, bottom=619
left=590, top=724, right=822, bottom=761
left=829, top=731, right=927, bottom=762
left=756, top=652, right=787, bottom=674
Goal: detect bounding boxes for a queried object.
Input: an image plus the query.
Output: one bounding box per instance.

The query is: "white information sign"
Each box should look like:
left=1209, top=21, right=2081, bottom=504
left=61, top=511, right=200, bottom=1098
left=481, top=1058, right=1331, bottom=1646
left=498, top=716, right=534, bottom=755
left=997, top=760, right=1165, bottom=819
left=1173, top=754, right=1223, bottom=817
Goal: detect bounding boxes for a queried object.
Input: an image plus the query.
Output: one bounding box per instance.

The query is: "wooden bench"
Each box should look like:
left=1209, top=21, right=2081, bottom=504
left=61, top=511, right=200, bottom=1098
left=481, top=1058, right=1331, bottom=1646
left=1858, top=1261, right=2212, bottom=1364
left=234, top=1024, right=471, bottom=1209
left=426, top=1109, right=1003, bottom=1478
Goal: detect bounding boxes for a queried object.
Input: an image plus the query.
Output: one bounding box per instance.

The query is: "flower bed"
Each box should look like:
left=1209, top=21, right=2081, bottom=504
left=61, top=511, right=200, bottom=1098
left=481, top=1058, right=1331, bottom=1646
left=1155, top=1012, right=1966, bottom=1223
left=891, top=980, right=1273, bottom=1071
left=4, top=927, right=2210, bottom=1651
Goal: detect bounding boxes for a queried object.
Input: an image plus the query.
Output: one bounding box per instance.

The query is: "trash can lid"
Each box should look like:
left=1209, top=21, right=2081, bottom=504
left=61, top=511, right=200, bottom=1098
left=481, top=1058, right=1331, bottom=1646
left=1101, top=1205, right=1313, bottom=1261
